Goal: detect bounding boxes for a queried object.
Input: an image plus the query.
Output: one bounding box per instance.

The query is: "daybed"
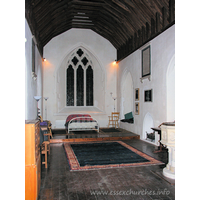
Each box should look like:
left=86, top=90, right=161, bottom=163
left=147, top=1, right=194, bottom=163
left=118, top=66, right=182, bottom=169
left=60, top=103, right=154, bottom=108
left=65, top=114, right=99, bottom=133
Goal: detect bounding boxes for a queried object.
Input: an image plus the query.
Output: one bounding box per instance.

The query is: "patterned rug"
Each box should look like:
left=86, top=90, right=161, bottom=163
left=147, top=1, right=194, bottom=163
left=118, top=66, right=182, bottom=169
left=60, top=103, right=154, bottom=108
left=63, top=141, right=164, bottom=171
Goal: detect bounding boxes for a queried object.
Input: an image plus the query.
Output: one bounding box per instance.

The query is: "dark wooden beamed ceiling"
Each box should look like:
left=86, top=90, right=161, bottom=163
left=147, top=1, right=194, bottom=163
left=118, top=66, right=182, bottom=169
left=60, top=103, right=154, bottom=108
left=25, top=0, right=175, bottom=60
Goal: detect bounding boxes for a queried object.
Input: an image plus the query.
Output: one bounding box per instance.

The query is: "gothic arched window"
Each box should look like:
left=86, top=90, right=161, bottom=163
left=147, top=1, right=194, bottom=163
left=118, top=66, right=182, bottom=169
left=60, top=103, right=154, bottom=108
left=66, top=65, right=74, bottom=106
left=66, top=48, right=94, bottom=106
left=76, top=65, right=84, bottom=106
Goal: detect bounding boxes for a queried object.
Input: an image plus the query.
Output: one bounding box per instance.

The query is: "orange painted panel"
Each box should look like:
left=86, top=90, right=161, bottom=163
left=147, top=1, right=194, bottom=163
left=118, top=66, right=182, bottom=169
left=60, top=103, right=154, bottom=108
left=25, top=120, right=41, bottom=200
left=25, top=124, right=35, bottom=165
left=25, top=165, right=36, bottom=200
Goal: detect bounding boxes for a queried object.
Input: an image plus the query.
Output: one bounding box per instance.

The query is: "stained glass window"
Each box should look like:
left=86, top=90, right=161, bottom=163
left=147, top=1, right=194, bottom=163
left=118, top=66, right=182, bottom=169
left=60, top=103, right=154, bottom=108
left=76, top=65, right=84, bottom=106
left=77, top=48, right=84, bottom=57
left=81, top=57, right=89, bottom=66
left=86, top=65, right=93, bottom=106
left=66, top=65, right=74, bottom=106
left=66, top=48, right=93, bottom=106
left=72, top=56, right=78, bottom=66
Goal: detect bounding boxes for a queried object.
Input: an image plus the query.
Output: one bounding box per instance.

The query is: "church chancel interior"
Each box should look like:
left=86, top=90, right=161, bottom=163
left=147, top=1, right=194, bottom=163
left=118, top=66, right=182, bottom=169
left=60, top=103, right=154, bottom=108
left=25, top=0, right=175, bottom=199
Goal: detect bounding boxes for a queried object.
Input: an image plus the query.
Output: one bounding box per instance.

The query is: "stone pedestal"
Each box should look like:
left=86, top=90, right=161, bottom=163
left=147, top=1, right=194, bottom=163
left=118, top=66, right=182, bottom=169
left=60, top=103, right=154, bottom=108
left=161, top=123, right=175, bottom=179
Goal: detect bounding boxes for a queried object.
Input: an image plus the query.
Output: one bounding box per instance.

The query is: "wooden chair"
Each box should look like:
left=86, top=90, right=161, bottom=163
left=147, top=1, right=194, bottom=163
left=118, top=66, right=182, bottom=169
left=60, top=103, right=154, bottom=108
left=39, top=115, right=53, bottom=139
left=43, top=125, right=53, bottom=145
left=41, top=141, right=49, bottom=168
left=47, top=121, right=53, bottom=139
left=108, top=112, right=120, bottom=128
left=40, top=123, right=51, bottom=168
left=43, top=133, right=51, bottom=155
left=43, top=126, right=51, bottom=155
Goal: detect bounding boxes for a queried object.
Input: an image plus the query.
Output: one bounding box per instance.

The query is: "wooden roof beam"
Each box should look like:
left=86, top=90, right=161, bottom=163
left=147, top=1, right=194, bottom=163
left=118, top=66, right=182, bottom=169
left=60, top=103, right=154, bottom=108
left=111, top=0, right=132, bottom=13
left=96, top=11, right=132, bottom=39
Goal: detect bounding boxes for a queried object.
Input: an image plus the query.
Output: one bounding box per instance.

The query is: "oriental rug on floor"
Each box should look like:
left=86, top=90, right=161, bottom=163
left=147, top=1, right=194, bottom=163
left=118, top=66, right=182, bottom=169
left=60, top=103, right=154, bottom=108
left=63, top=141, right=164, bottom=171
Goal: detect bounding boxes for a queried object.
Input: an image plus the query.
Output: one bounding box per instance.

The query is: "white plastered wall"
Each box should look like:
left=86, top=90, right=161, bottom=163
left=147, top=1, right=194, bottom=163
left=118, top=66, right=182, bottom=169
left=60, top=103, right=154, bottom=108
left=43, top=29, right=116, bottom=128
left=117, top=25, right=175, bottom=141
left=25, top=19, right=43, bottom=120
left=166, top=55, right=175, bottom=121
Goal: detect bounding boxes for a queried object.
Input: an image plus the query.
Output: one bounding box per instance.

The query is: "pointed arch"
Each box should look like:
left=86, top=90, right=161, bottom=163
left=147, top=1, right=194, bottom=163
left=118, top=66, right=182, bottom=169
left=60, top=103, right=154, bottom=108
left=54, top=43, right=106, bottom=77
left=142, top=112, right=154, bottom=140
left=120, top=70, right=134, bottom=118
left=55, top=44, right=106, bottom=113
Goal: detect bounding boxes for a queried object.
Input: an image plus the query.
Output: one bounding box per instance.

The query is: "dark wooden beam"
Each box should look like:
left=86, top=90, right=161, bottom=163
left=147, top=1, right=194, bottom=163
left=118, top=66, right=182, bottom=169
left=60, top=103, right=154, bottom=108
left=134, top=32, right=138, bottom=50
left=111, top=0, right=132, bottom=13
left=94, top=18, right=126, bottom=46
left=153, top=0, right=166, bottom=15
left=104, top=0, right=138, bottom=29
left=142, top=26, right=145, bottom=43
left=169, top=0, right=175, bottom=23
left=151, top=18, right=156, bottom=37
left=26, top=0, right=172, bottom=59
left=97, top=10, right=132, bottom=41
left=129, top=36, right=133, bottom=52
left=162, top=6, right=168, bottom=28
left=146, top=22, right=150, bottom=40
left=70, top=0, right=104, bottom=7
left=156, top=12, right=161, bottom=33
left=116, top=0, right=173, bottom=61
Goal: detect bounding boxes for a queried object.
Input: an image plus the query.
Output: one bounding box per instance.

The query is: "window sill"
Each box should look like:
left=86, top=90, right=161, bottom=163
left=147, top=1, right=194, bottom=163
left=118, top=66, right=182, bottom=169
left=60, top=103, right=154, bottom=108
left=54, top=106, right=106, bottom=116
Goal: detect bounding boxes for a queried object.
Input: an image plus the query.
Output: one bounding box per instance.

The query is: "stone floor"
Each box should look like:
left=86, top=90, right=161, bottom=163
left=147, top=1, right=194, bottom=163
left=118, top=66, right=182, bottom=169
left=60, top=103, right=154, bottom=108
left=39, top=135, right=175, bottom=200
left=53, top=128, right=139, bottom=139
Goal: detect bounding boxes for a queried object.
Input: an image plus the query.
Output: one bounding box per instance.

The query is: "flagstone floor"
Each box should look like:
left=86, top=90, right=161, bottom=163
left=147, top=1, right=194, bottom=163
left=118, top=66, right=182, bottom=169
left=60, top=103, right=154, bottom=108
left=39, top=136, right=175, bottom=200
